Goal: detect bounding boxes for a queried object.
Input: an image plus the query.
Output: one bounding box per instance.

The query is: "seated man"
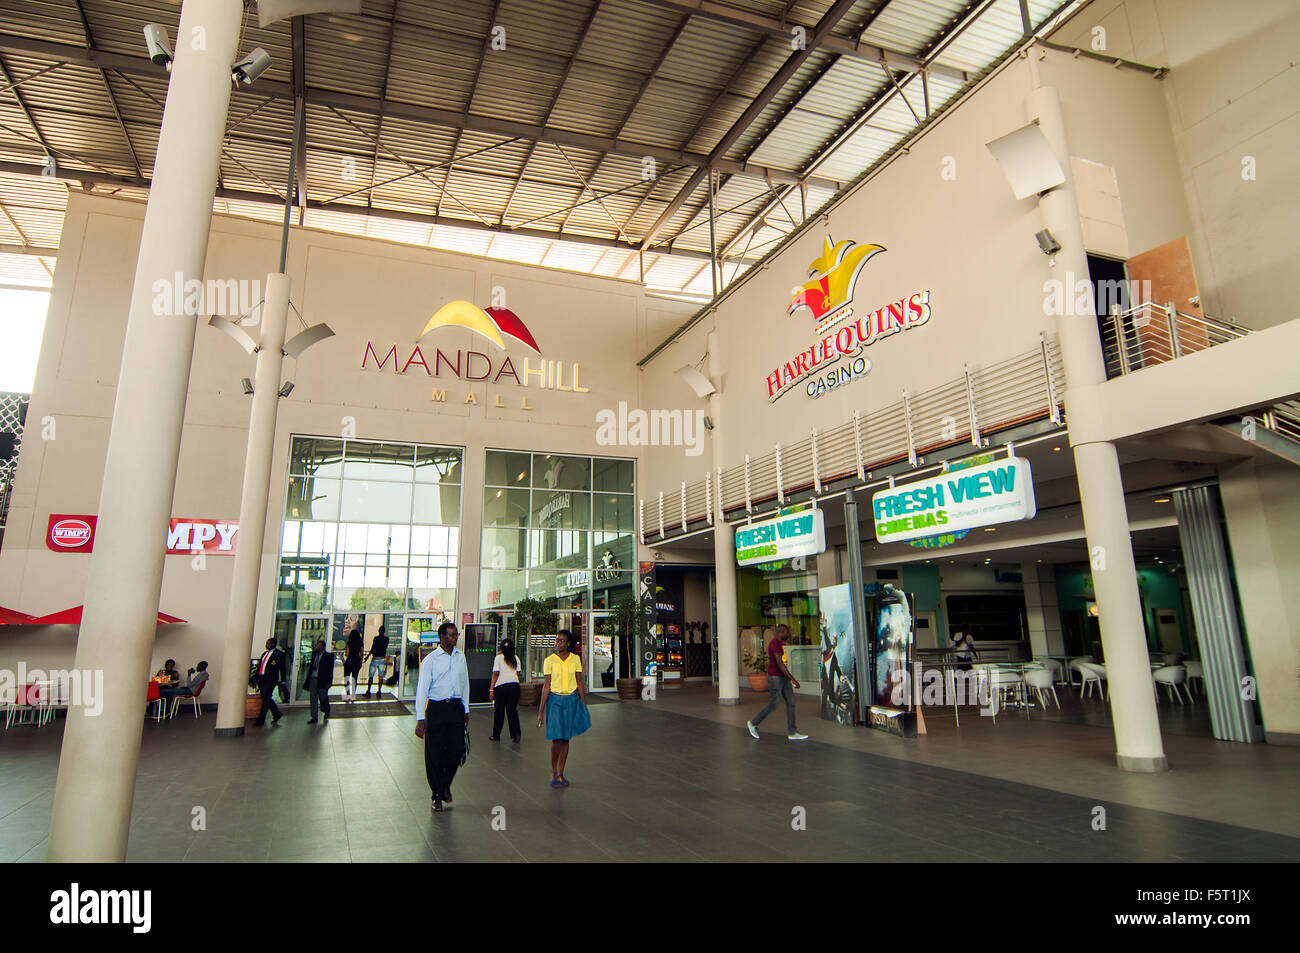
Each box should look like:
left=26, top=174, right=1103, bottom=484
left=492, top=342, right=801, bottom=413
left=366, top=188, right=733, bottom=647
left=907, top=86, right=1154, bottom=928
left=161, top=661, right=209, bottom=699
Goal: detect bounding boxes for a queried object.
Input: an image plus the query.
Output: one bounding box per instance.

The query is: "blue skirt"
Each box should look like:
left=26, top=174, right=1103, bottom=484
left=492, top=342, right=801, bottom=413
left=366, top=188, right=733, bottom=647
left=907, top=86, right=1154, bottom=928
left=545, top=691, right=591, bottom=741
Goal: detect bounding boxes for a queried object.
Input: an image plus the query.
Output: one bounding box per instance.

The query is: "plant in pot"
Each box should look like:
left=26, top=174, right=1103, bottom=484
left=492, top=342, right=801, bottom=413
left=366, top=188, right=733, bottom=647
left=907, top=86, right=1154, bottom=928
left=743, top=645, right=769, bottom=692
left=612, top=594, right=644, bottom=699
left=511, top=596, right=553, bottom=707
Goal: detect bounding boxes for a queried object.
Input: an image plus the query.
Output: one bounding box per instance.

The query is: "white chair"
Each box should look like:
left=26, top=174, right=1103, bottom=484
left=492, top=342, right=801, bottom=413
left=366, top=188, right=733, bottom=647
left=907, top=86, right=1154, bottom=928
left=1184, top=659, right=1204, bottom=697
left=974, top=664, right=1025, bottom=723
left=1034, top=658, right=1065, bottom=684
left=1153, top=665, right=1191, bottom=705
left=1023, top=666, right=1061, bottom=710
left=1068, top=657, right=1091, bottom=688
left=167, top=679, right=207, bottom=719
left=1077, top=662, right=1107, bottom=700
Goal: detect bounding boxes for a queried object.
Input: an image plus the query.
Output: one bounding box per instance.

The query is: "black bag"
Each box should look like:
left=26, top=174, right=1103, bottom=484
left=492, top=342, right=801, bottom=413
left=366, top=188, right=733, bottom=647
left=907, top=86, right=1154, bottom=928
left=277, top=682, right=290, bottom=703
left=461, top=726, right=470, bottom=765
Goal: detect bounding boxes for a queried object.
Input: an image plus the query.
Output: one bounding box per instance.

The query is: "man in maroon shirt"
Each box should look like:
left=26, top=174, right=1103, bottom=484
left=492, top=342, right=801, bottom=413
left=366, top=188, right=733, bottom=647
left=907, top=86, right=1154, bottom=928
left=747, top=624, right=808, bottom=740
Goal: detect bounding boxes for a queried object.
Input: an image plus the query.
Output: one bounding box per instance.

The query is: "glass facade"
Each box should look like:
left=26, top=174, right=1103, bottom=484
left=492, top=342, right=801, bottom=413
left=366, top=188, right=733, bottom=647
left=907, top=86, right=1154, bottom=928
left=480, top=451, right=636, bottom=682
left=276, top=436, right=463, bottom=696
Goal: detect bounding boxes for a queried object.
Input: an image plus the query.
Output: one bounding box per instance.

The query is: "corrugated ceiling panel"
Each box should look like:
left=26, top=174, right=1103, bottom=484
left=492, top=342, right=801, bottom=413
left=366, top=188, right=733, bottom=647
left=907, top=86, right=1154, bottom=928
left=862, top=0, right=967, bottom=58
left=304, top=11, right=393, bottom=99
left=931, top=0, right=1026, bottom=74
left=582, top=0, right=683, bottom=73
left=547, top=60, right=643, bottom=139
left=430, top=222, right=494, bottom=257
left=0, top=252, right=54, bottom=287
left=541, top=242, right=605, bottom=274
left=745, top=108, right=843, bottom=170
left=385, top=21, right=482, bottom=112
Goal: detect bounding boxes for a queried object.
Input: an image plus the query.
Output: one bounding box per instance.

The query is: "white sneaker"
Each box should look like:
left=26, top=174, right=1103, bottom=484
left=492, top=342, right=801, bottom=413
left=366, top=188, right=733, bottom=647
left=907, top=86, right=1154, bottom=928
left=746, top=721, right=760, bottom=739
left=788, top=732, right=809, bottom=741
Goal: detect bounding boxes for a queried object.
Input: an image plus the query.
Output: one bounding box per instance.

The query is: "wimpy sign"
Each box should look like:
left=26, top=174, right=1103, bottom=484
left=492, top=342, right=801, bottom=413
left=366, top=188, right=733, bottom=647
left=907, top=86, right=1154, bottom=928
left=45, top=515, right=238, bottom=555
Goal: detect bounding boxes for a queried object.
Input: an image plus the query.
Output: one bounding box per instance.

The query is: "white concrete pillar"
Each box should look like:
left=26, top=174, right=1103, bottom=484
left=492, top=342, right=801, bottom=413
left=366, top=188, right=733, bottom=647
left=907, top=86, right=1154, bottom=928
left=47, top=0, right=243, bottom=861
left=214, top=273, right=291, bottom=736
left=713, top=521, right=739, bottom=705
left=1027, top=58, right=1167, bottom=772
left=706, top=329, right=738, bottom=704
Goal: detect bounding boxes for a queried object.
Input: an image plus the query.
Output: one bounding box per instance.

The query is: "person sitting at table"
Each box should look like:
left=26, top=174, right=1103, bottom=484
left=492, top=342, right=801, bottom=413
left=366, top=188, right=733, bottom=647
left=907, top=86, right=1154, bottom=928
left=162, top=661, right=209, bottom=699
left=155, top=659, right=181, bottom=688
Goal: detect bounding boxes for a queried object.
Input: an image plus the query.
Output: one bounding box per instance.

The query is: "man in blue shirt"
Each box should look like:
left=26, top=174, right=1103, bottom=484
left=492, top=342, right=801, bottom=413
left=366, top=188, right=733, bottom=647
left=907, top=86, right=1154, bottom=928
left=414, top=621, right=470, bottom=812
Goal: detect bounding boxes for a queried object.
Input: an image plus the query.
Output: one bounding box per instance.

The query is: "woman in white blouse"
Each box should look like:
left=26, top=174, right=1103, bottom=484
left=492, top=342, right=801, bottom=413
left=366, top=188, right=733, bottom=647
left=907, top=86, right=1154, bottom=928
left=489, top=638, right=522, bottom=742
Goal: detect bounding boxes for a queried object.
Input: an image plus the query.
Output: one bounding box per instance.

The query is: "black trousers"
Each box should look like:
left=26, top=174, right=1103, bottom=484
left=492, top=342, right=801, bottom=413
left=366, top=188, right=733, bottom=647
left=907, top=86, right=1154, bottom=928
left=254, top=679, right=281, bottom=724
left=492, top=683, right=521, bottom=739
left=423, top=699, right=466, bottom=799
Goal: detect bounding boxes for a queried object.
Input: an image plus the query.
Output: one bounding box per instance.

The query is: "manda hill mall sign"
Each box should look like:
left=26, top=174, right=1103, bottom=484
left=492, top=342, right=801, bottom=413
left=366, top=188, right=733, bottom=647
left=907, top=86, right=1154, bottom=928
left=735, top=505, right=827, bottom=567
left=871, top=458, right=1036, bottom=544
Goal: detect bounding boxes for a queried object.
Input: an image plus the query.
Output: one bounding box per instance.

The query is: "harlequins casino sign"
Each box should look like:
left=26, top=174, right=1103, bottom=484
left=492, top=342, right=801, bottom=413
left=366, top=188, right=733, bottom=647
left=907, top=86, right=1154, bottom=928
left=362, top=300, right=587, bottom=408
left=766, top=238, right=933, bottom=401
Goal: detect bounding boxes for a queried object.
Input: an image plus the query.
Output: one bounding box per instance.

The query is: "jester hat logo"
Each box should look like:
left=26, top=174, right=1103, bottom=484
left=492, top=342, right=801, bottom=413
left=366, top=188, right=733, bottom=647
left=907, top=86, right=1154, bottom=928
left=418, top=300, right=541, bottom=353
left=788, top=237, right=886, bottom=322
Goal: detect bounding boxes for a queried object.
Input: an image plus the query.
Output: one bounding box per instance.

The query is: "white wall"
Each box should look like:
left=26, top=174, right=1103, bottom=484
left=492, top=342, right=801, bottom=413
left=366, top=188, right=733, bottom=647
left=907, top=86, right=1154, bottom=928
left=0, top=192, right=694, bottom=699
left=1051, top=0, right=1300, bottom=327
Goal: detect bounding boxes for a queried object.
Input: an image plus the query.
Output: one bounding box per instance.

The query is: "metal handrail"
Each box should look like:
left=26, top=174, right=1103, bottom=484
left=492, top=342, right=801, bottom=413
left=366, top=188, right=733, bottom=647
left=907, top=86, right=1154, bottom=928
left=641, top=336, right=1066, bottom=542
left=1111, top=300, right=1254, bottom=339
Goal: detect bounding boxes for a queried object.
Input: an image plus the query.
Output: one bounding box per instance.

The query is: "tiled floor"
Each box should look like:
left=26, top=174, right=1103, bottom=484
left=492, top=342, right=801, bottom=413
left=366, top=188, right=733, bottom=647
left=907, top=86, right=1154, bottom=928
left=2, top=688, right=1298, bottom=862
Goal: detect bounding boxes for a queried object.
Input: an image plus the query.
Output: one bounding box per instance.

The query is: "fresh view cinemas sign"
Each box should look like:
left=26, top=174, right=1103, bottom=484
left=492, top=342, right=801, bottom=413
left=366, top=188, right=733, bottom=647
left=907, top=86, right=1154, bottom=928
left=46, top=515, right=239, bottom=555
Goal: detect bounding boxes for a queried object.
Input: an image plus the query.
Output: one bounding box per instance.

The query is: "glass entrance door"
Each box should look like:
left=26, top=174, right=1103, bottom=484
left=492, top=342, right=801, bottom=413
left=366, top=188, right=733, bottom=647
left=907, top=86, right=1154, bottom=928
left=292, top=614, right=331, bottom=701
left=589, top=612, right=615, bottom=692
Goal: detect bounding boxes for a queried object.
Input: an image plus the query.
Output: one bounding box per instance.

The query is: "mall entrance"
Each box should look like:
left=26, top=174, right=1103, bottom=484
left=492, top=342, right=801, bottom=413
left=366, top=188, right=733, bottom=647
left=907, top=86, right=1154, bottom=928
left=285, top=609, right=450, bottom=705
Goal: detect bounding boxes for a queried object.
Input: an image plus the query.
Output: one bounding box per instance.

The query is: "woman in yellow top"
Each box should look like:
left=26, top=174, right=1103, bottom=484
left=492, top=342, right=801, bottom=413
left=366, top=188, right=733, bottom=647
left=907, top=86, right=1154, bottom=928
left=537, top=629, right=591, bottom=787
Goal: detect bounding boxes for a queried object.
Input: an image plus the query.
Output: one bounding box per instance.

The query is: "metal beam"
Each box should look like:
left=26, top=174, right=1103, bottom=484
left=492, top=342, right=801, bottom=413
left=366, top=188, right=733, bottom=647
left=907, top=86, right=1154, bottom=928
left=0, top=35, right=840, bottom=192
left=72, top=0, right=142, bottom=180
left=291, top=15, right=308, bottom=220
left=0, top=160, right=761, bottom=266
left=634, top=0, right=968, bottom=83
left=638, top=0, right=860, bottom=251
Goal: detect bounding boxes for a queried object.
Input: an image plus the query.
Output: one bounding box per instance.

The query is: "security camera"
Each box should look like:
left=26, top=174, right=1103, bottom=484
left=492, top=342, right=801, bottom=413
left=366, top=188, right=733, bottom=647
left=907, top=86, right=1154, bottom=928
left=1035, top=228, right=1062, bottom=256
left=143, top=24, right=173, bottom=67
left=232, top=48, right=272, bottom=86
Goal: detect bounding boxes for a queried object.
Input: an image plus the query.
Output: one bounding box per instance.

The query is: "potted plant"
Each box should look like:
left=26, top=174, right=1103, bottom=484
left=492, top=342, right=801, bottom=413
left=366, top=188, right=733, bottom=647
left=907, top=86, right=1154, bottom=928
left=511, top=596, right=552, bottom=707
left=612, top=594, right=644, bottom=699
left=743, top=645, right=769, bottom=692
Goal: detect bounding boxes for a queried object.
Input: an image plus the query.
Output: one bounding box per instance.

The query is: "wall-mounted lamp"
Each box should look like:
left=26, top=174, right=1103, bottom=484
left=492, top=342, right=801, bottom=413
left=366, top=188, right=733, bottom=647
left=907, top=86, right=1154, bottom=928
left=674, top=365, right=716, bottom=399
left=277, top=382, right=295, bottom=398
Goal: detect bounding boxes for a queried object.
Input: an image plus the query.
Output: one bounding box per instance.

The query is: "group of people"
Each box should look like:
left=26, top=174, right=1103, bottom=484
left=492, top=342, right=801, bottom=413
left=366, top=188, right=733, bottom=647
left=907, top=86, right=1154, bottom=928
left=154, top=659, right=209, bottom=700
left=250, top=627, right=392, bottom=727
left=414, top=623, right=590, bottom=811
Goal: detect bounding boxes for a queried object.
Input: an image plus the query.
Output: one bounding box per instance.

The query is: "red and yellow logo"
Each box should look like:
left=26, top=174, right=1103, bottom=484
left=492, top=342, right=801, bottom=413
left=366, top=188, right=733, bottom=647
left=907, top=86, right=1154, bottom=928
left=419, top=300, right=541, bottom=353
left=788, top=237, right=886, bottom=327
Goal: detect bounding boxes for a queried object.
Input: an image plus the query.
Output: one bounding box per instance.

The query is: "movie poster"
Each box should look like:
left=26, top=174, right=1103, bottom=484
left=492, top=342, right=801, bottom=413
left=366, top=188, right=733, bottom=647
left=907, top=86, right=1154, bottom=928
left=818, top=583, right=858, bottom=725
left=871, top=585, right=914, bottom=711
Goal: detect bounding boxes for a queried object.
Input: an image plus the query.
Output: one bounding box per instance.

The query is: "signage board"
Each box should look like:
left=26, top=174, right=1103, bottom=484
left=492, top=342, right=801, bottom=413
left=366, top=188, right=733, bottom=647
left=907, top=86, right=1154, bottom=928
left=735, top=506, right=826, bottom=567
left=870, top=458, right=1035, bottom=545
left=46, top=514, right=239, bottom=554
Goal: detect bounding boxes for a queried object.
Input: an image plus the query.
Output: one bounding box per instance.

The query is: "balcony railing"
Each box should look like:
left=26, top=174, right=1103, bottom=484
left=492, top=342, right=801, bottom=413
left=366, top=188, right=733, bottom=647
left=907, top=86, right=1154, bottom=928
left=1100, top=301, right=1252, bottom=376
left=641, top=333, right=1066, bottom=543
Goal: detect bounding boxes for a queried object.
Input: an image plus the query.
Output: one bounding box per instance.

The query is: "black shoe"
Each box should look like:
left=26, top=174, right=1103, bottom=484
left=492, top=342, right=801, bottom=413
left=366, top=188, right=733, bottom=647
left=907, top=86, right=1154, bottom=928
left=307, top=718, right=318, bottom=724
left=272, top=713, right=283, bottom=724
left=323, top=714, right=329, bottom=722
left=511, top=736, right=520, bottom=743
left=432, top=798, right=443, bottom=812
left=442, top=789, right=452, bottom=804
left=252, top=721, right=265, bottom=727
left=488, top=735, right=499, bottom=741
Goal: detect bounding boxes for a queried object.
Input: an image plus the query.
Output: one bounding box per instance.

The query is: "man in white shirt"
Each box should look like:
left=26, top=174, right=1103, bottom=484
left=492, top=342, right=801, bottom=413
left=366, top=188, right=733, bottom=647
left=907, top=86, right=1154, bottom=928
left=414, top=621, right=470, bottom=812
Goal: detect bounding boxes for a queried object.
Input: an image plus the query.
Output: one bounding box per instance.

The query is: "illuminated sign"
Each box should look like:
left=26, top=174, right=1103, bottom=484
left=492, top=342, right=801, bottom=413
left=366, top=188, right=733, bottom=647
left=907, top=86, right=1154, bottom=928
left=735, top=505, right=826, bottom=567
left=766, top=238, right=933, bottom=402
left=871, top=458, right=1036, bottom=544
